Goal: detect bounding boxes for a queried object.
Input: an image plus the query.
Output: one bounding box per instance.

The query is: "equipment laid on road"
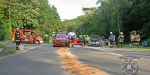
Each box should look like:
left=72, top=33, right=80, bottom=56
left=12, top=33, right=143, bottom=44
left=19, top=45, right=24, bottom=51
left=88, top=34, right=101, bottom=47
left=12, top=28, right=43, bottom=44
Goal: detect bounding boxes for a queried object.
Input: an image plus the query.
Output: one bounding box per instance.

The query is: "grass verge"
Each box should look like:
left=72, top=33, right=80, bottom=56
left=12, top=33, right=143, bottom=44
left=123, top=45, right=150, bottom=52
left=0, top=44, right=16, bottom=57
left=104, top=44, right=150, bottom=52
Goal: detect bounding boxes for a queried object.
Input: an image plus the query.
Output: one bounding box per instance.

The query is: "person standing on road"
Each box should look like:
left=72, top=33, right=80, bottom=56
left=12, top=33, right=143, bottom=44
left=118, top=32, right=124, bottom=47
left=52, top=31, right=55, bottom=39
left=15, top=28, right=21, bottom=50
left=85, top=35, right=90, bottom=45
left=109, top=32, right=115, bottom=47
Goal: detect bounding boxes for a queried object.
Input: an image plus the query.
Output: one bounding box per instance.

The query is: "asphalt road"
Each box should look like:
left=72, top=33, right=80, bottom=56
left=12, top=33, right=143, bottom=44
left=72, top=45, right=150, bottom=75
left=0, top=42, right=68, bottom=75
left=0, top=42, right=150, bottom=75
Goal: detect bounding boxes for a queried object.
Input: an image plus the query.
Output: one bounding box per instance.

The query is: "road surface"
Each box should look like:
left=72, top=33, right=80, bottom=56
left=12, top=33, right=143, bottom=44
left=0, top=42, right=150, bottom=75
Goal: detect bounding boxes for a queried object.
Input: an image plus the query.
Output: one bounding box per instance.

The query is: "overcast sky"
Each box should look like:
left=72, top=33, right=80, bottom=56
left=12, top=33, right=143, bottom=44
left=48, top=0, right=98, bottom=20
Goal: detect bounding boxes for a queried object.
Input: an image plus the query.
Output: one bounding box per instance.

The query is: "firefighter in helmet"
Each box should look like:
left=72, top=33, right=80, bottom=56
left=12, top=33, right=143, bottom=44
left=52, top=31, right=55, bottom=39
left=109, top=32, right=115, bottom=47
left=83, top=35, right=86, bottom=44
left=85, top=35, right=90, bottom=45
left=118, top=32, right=124, bottom=47
left=15, top=28, right=21, bottom=50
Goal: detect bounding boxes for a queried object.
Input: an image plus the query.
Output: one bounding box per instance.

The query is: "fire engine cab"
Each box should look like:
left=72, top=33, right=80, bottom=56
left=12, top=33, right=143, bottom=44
left=12, top=28, right=43, bottom=44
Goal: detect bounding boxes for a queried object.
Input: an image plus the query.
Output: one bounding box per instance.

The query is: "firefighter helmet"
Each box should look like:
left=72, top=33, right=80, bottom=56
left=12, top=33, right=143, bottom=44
left=110, top=32, right=113, bottom=34
left=16, top=28, right=19, bottom=31
left=120, top=32, right=123, bottom=34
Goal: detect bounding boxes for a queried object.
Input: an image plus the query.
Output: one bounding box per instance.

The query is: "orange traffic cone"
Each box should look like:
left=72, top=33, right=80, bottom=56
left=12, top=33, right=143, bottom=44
left=81, top=42, right=84, bottom=48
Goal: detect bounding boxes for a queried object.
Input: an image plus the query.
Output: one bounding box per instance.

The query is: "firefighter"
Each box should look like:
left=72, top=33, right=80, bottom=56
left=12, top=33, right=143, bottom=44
left=15, top=28, right=21, bottom=50
left=109, top=32, right=114, bottom=47
left=69, top=36, right=73, bottom=47
left=83, top=35, right=86, bottom=44
left=118, top=32, right=124, bottom=47
left=85, top=35, right=90, bottom=45
left=52, top=31, right=55, bottom=39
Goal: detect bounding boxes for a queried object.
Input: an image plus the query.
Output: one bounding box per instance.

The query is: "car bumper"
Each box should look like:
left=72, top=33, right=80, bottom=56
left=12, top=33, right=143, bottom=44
left=53, top=42, right=68, bottom=47
left=40, top=41, right=43, bottom=44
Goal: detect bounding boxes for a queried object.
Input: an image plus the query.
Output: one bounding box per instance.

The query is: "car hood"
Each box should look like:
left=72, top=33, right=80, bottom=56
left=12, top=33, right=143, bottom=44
left=55, top=38, right=67, bottom=41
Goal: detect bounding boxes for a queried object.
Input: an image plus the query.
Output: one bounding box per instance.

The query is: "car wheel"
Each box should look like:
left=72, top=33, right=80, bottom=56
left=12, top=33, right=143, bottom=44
left=36, top=41, right=40, bottom=44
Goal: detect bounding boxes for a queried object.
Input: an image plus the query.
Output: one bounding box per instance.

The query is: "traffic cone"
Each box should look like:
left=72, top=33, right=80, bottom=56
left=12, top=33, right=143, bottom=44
left=81, top=42, right=84, bottom=48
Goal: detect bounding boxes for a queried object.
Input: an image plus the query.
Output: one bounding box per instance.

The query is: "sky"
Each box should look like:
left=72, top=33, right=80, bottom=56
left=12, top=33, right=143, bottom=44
left=48, top=0, right=98, bottom=20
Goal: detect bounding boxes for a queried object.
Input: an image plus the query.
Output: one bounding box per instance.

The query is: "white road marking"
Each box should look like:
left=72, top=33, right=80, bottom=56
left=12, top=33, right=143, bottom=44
left=22, top=46, right=42, bottom=52
left=74, top=45, right=122, bottom=56
left=74, top=45, right=139, bottom=60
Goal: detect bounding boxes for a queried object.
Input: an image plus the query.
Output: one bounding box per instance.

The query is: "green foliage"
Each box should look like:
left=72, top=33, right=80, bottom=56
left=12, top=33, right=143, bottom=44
left=63, top=0, right=150, bottom=43
left=0, top=0, right=62, bottom=41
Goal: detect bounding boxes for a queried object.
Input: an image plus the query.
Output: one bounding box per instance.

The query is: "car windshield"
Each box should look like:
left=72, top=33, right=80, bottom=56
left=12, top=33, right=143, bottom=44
left=91, top=38, right=99, bottom=40
left=58, top=31, right=67, bottom=34
left=56, top=35, right=66, bottom=38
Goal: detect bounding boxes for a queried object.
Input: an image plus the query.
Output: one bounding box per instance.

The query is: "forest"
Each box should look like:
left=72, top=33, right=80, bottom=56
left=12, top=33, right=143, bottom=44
left=0, top=0, right=62, bottom=41
left=62, top=0, right=150, bottom=43
left=0, top=0, right=150, bottom=43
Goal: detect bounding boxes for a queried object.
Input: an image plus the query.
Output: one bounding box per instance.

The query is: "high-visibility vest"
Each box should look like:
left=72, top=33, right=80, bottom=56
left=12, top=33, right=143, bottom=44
left=118, top=35, right=124, bottom=42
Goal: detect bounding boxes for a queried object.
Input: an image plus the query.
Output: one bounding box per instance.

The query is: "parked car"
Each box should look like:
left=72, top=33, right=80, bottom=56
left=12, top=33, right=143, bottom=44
left=53, top=34, right=69, bottom=47
left=105, top=39, right=109, bottom=45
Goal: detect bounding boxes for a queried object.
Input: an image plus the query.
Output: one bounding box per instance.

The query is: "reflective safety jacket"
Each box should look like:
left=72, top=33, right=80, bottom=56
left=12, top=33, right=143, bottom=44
left=118, top=35, right=124, bottom=42
left=85, top=36, right=90, bottom=41
left=15, top=31, right=20, bottom=41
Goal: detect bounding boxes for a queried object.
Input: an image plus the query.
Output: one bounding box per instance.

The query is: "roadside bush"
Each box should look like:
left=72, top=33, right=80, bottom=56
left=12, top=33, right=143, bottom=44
left=146, top=37, right=150, bottom=46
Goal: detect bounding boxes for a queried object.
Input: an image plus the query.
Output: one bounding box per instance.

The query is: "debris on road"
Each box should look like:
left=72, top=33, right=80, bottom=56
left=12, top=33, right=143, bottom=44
left=56, top=48, right=110, bottom=75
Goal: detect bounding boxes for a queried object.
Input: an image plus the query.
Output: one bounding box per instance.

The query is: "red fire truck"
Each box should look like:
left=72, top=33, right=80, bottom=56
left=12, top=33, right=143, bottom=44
left=12, top=28, right=43, bottom=44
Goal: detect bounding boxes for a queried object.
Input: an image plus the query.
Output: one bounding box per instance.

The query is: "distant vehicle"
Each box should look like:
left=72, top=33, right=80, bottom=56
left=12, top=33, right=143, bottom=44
left=88, top=34, right=101, bottom=47
left=12, top=28, right=43, bottom=44
left=105, top=39, right=109, bottom=45
left=67, top=32, right=79, bottom=45
left=53, top=34, right=69, bottom=47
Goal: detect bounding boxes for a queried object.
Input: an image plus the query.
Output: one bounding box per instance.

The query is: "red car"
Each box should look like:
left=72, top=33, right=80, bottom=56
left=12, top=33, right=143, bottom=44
left=53, top=34, right=69, bottom=47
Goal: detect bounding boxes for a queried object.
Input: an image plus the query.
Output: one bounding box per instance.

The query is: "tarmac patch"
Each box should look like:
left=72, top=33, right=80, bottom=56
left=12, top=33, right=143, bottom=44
left=56, top=48, right=110, bottom=75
